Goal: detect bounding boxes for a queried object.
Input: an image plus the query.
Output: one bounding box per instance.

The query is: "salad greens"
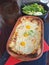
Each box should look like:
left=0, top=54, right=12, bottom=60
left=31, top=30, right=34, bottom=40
left=22, top=3, right=47, bottom=16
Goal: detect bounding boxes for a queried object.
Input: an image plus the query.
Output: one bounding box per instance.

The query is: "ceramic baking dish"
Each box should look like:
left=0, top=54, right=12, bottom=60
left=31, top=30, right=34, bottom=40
left=6, top=16, right=44, bottom=61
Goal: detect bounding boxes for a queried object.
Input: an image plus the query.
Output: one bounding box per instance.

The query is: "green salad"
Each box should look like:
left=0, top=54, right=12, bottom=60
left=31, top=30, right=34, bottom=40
left=22, top=3, right=47, bottom=16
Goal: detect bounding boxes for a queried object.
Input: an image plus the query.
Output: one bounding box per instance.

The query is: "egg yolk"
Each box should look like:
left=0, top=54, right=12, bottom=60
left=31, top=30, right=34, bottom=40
left=20, top=41, right=26, bottom=46
left=24, top=32, right=29, bottom=37
left=26, top=25, right=30, bottom=29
